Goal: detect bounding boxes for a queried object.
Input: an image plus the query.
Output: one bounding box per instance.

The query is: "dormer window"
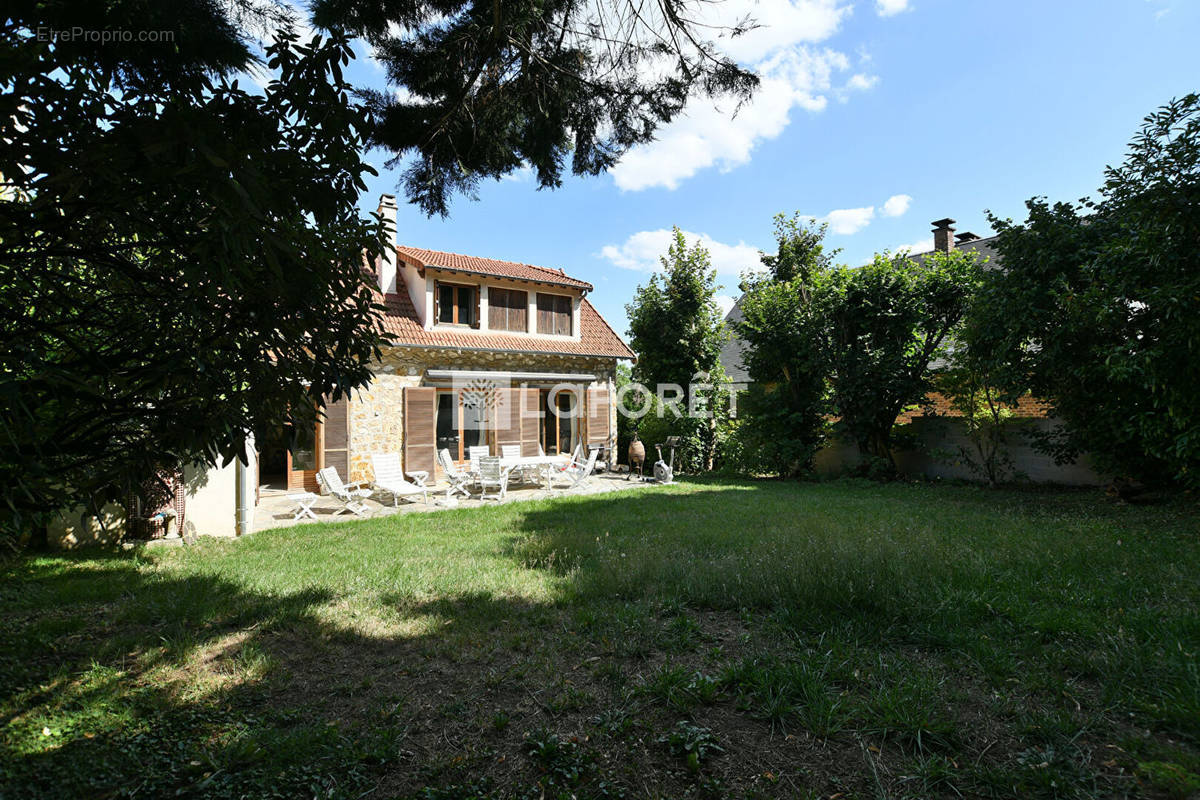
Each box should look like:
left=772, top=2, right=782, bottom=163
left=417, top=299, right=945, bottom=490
left=536, top=293, right=572, bottom=336
left=436, top=282, right=478, bottom=327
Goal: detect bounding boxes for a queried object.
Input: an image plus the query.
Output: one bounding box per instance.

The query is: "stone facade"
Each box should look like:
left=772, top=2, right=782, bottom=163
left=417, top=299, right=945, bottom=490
left=346, top=345, right=620, bottom=483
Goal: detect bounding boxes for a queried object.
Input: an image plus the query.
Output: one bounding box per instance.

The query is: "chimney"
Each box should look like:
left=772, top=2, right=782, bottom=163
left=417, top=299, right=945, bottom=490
left=955, top=231, right=980, bottom=244
left=931, top=218, right=956, bottom=253
left=376, top=194, right=398, bottom=294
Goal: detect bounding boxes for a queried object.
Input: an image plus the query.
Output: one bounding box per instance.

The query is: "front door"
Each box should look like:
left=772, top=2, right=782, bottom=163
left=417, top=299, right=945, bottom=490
left=286, top=417, right=322, bottom=492
left=435, top=389, right=489, bottom=462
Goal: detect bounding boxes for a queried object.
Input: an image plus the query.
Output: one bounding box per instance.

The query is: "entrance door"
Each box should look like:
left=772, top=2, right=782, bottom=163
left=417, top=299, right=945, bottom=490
left=436, top=389, right=490, bottom=462
left=287, top=418, right=321, bottom=492
left=542, top=388, right=579, bottom=456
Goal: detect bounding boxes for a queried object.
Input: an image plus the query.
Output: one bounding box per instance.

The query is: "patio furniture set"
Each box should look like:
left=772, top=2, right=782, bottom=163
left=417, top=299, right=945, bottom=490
left=287, top=445, right=600, bottom=520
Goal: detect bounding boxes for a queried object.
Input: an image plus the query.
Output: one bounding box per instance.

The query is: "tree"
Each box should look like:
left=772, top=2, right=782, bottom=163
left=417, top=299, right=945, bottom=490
left=312, top=0, right=758, bottom=215
left=820, top=250, right=982, bottom=470
left=625, top=228, right=728, bottom=471
left=730, top=215, right=833, bottom=477
left=0, top=20, right=387, bottom=545
left=973, top=94, right=1200, bottom=485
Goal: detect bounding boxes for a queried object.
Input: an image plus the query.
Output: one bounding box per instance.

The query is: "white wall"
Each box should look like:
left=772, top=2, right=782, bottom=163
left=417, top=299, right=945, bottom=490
left=814, top=417, right=1107, bottom=485
left=183, top=459, right=238, bottom=537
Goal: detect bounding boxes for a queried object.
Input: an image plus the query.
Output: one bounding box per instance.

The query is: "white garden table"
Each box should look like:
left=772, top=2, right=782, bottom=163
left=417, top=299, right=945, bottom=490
left=499, top=454, right=571, bottom=494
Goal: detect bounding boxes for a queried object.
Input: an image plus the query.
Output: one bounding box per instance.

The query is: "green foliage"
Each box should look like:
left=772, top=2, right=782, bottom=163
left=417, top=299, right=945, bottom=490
left=0, top=21, right=387, bottom=545
left=937, top=365, right=1021, bottom=487
left=730, top=216, right=833, bottom=477
left=315, top=0, right=757, bottom=216
left=973, top=93, right=1200, bottom=485
left=820, top=249, right=982, bottom=469
left=625, top=228, right=729, bottom=472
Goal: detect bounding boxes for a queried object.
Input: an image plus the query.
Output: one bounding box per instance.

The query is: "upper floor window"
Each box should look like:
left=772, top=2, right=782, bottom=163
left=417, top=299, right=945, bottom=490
left=489, top=287, right=528, bottom=332
left=536, top=293, right=572, bottom=336
left=437, top=282, right=477, bottom=327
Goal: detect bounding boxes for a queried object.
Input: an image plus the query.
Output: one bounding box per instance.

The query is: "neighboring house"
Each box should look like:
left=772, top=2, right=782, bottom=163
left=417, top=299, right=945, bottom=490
left=48, top=194, right=634, bottom=546
left=720, top=218, right=1104, bottom=485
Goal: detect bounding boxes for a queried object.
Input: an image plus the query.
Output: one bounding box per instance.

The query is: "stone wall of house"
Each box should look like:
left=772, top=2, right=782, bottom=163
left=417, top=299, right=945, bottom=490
left=346, top=345, right=620, bottom=483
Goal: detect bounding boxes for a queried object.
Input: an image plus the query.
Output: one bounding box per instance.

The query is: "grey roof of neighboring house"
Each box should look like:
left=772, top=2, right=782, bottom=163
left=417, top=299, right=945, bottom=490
left=719, top=296, right=750, bottom=386
left=719, top=235, right=1001, bottom=386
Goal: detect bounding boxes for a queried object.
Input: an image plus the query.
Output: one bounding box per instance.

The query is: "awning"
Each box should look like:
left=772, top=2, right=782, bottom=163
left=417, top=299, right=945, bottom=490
left=424, top=369, right=597, bottom=384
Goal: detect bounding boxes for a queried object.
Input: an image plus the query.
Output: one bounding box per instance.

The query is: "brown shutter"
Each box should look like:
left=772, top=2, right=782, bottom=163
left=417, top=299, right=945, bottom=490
left=493, top=388, right=521, bottom=453
left=513, top=291, right=528, bottom=332
left=473, top=286, right=481, bottom=329
left=587, top=384, right=610, bottom=446
left=323, top=393, right=351, bottom=478
left=520, top=388, right=541, bottom=456
left=403, top=387, right=437, bottom=476
left=488, top=288, right=505, bottom=330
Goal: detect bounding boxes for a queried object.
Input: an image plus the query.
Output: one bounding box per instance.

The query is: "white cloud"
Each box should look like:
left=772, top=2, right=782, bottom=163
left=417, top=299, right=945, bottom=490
left=881, top=194, right=912, bottom=217
left=609, top=1, right=879, bottom=192
left=821, top=206, right=876, bottom=235
left=891, top=237, right=934, bottom=255
left=876, top=0, right=911, bottom=17
left=598, top=229, right=763, bottom=277
left=846, top=73, right=878, bottom=91
left=715, top=295, right=738, bottom=317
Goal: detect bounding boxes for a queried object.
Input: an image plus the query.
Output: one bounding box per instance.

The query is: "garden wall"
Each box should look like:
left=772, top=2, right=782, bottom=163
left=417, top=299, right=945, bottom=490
left=814, top=416, right=1107, bottom=485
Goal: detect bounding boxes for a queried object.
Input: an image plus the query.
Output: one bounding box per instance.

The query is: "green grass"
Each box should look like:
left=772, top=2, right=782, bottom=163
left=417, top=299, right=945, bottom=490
left=1, top=478, right=1198, bottom=798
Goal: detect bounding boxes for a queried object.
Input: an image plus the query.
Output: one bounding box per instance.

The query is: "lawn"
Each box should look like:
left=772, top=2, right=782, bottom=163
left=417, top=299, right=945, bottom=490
left=2, top=478, right=1198, bottom=799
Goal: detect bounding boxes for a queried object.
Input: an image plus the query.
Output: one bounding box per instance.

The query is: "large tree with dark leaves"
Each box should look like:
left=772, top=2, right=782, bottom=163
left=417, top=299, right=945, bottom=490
left=970, top=94, right=1200, bottom=486
left=0, top=5, right=387, bottom=545
left=312, top=0, right=758, bottom=215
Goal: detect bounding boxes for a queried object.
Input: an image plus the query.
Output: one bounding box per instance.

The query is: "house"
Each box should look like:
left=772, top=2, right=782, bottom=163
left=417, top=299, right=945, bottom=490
left=719, top=217, right=1104, bottom=485
left=47, top=194, right=634, bottom=547
left=261, top=195, right=634, bottom=497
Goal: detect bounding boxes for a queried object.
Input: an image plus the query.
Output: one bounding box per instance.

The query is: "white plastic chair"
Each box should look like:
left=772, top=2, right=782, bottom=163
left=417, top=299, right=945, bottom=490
left=370, top=453, right=428, bottom=506
left=477, top=456, right=507, bottom=501
left=557, top=449, right=599, bottom=491
left=316, top=467, right=373, bottom=517
left=438, top=448, right=471, bottom=499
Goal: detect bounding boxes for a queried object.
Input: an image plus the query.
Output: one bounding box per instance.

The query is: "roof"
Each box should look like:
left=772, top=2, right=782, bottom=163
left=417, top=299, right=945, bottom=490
left=396, top=245, right=593, bottom=291
left=376, top=291, right=635, bottom=360
left=719, top=236, right=1002, bottom=386
left=905, top=235, right=1000, bottom=267
left=719, top=297, right=750, bottom=386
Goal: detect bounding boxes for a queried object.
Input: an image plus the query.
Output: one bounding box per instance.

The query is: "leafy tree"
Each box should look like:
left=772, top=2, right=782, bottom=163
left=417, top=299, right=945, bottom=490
left=0, top=18, right=386, bottom=545
left=820, top=250, right=982, bottom=470
left=625, top=228, right=728, bottom=471
left=937, top=362, right=1020, bottom=487
left=313, top=0, right=758, bottom=215
left=973, top=94, right=1200, bottom=485
left=729, top=215, right=833, bottom=477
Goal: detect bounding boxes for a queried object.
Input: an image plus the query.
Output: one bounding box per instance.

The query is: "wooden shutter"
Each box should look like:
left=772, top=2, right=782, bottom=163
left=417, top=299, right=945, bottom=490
left=433, top=281, right=440, bottom=324
left=473, top=286, right=481, bottom=329
left=403, top=387, right=437, bottom=477
left=493, top=388, right=521, bottom=453
left=488, top=288, right=505, bottom=331
left=587, top=384, right=610, bottom=446
left=520, top=388, right=541, bottom=456
left=323, top=394, right=351, bottom=478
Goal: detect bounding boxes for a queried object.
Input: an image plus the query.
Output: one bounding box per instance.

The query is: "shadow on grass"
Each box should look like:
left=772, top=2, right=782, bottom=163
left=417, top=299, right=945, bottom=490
left=1, top=480, right=1197, bottom=799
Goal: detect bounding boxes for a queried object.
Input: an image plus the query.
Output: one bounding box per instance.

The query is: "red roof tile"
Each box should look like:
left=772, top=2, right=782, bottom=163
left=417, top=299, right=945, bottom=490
left=376, top=291, right=635, bottom=359
left=396, top=245, right=593, bottom=290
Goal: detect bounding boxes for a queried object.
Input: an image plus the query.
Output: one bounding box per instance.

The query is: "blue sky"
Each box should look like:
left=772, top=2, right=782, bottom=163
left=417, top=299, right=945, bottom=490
left=335, top=0, right=1196, bottom=337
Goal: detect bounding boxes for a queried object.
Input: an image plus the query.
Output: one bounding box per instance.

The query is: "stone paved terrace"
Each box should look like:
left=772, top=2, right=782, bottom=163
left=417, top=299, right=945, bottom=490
left=251, top=469, right=653, bottom=534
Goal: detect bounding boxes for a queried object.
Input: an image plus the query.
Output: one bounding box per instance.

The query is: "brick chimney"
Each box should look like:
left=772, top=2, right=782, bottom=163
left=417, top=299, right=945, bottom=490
left=931, top=218, right=956, bottom=253
left=376, top=194, right=398, bottom=294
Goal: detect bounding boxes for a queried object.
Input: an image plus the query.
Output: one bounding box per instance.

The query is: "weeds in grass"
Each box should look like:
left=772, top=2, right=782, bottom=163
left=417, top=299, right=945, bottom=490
left=657, top=721, right=725, bottom=772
